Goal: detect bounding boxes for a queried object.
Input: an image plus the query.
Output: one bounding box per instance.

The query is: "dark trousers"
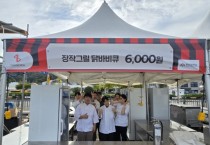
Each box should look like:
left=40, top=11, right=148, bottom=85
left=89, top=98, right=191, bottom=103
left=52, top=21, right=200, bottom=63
left=100, top=132, right=115, bottom=141
left=93, top=119, right=102, bottom=141
left=115, top=126, right=128, bottom=141
left=93, top=122, right=100, bottom=141
left=77, top=131, right=93, bottom=141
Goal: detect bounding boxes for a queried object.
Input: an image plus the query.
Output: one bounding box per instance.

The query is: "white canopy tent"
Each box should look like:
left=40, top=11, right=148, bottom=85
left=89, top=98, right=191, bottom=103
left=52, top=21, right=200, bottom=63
left=1, top=1, right=210, bottom=144
left=192, top=11, right=210, bottom=39
left=52, top=72, right=202, bottom=86
left=41, top=1, right=201, bottom=85
left=41, top=1, right=172, bottom=38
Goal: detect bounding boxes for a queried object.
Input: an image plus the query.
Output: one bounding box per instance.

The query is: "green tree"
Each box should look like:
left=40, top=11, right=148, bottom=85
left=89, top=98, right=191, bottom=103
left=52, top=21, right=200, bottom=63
left=84, top=86, right=94, bottom=94
left=16, top=83, right=31, bottom=90
left=104, top=84, right=115, bottom=89
left=159, top=84, right=167, bottom=88
left=93, top=84, right=104, bottom=92
left=7, top=72, right=57, bottom=84
left=132, top=84, right=143, bottom=88
left=71, top=87, right=81, bottom=95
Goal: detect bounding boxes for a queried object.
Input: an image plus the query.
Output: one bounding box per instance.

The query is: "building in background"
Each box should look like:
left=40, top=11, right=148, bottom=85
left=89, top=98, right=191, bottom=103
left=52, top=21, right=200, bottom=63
left=180, top=81, right=203, bottom=94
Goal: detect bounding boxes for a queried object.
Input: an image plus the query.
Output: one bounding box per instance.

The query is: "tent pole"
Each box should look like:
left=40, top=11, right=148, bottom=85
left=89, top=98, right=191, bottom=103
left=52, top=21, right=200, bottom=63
left=19, top=24, right=29, bottom=125
left=81, top=81, right=83, bottom=93
left=19, top=72, right=26, bottom=125
left=204, top=39, right=210, bottom=135
left=176, top=79, right=180, bottom=104
left=127, top=81, right=131, bottom=136
left=0, top=40, right=7, bottom=145
left=143, top=73, right=149, bottom=123
left=145, top=81, right=149, bottom=123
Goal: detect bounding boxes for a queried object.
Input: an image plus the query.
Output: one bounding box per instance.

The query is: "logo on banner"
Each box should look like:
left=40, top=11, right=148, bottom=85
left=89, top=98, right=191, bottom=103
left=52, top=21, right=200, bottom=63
left=178, top=59, right=199, bottom=71
left=5, top=52, right=33, bottom=70
left=14, top=54, right=21, bottom=62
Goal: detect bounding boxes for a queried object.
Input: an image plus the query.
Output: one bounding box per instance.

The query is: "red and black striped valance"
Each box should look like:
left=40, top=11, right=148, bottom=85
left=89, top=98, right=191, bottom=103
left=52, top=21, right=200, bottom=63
left=5, top=38, right=206, bottom=73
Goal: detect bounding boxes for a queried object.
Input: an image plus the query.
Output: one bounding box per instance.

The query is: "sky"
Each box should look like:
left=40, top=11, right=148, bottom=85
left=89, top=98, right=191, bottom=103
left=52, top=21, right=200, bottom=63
left=0, top=0, right=210, bottom=56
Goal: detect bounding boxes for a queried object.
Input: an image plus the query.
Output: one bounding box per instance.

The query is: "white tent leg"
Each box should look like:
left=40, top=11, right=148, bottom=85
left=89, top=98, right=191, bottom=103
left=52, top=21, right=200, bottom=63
left=19, top=72, right=26, bottom=125
left=205, top=39, right=210, bottom=135
left=205, top=74, right=210, bottom=133
left=0, top=40, right=7, bottom=145
left=143, top=73, right=149, bottom=122
left=127, top=81, right=131, bottom=137
left=81, top=81, right=83, bottom=93
left=176, top=79, right=180, bottom=103
left=19, top=25, right=29, bottom=125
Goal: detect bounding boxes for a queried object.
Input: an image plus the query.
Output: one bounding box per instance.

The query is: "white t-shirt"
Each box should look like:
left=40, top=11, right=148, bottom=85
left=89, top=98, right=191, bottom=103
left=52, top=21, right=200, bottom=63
left=75, top=103, right=99, bottom=132
left=99, top=105, right=116, bottom=134
left=115, top=103, right=129, bottom=127
left=72, top=100, right=82, bottom=108
left=93, top=99, right=100, bottom=110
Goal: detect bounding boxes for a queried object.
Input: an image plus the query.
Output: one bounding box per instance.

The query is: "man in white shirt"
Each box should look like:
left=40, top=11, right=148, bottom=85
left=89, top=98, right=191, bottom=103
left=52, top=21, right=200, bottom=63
left=92, top=91, right=100, bottom=110
left=72, top=92, right=83, bottom=109
left=75, top=93, right=99, bottom=141
left=92, top=91, right=101, bottom=141
left=98, top=96, right=116, bottom=141
left=114, top=94, right=129, bottom=141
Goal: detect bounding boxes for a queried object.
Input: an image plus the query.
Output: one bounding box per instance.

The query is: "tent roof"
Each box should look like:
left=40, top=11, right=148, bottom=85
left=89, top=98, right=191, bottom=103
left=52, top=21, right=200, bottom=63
left=3, top=1, right=203, bottom=85
left=0, top=20, right=28, bottom=36
left=192, top=11, right=210, bottom=38
left=41, top=1, right=172, bottom=38
left=52, top=72, right=202, bottom=86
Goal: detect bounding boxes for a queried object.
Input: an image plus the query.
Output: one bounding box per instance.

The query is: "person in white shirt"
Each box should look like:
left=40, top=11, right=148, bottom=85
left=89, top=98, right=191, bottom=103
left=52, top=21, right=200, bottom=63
left=98, top=96, right=116, bottom=141
left=114, top=93, right=121, bottom=101
left=110, top=93, right=121, bottom=106
left=92, top=91, right=101, bottom=141
left=114, top=94, right=129, bottom=141
left=92, top=91, right=100, bottom=110
left=72, top=92, right=83, bottom=109
left=75, top=93, right=99, bottom=141
left=97, top=92, right=103, bottom=106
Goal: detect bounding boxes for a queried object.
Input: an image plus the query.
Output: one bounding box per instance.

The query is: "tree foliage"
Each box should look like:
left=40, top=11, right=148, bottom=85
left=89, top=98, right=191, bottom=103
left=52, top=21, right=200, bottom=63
left=93, top=84, right=104, bottom=92
left=7, top=72, right=57, bottom=84
left=159, top=84, right=168, bottom=88
left=16, top=83, right=31, bottom=90
left=84, top=86, right=94, bottom=94
left=71, top=87, right=81, bottom=95
left=182, top=94, right=203, bottom=99
left=132, top=84, right=143, bottom=88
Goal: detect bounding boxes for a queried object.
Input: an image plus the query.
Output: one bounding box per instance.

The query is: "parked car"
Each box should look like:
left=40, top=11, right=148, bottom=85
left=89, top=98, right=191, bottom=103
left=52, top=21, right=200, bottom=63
left=69, top=107, right=75, bottom=117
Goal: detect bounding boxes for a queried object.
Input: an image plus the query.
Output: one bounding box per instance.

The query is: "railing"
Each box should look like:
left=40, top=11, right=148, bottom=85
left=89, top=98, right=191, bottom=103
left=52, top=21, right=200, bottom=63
left=7, top=98, right=208, bottom=111
left=170, top=99, right=208, bottom=108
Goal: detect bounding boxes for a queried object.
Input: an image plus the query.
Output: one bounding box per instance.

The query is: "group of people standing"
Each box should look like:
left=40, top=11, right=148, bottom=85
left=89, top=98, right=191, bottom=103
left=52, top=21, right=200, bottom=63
left=74, top=92, right=129, bottom=141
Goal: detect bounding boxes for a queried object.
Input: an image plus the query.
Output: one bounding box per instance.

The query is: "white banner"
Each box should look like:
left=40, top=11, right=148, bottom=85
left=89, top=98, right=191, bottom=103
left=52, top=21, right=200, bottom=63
left=46, top=44, right=173, bottom=70
left=178, top=59, right=199, bottom=71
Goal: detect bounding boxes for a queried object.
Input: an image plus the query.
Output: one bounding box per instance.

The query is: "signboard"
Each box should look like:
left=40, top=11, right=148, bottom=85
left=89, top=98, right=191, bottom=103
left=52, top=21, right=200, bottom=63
left=46, top=44, right=173, bottom=70
left=5, top=52, right=33, bottom=70
left=178, top=59, right=199, bottom=71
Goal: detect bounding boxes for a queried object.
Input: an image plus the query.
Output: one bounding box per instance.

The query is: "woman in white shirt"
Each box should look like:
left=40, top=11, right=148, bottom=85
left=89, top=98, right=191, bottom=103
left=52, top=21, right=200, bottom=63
left=115, top=94, right=129, bottom=141
left=98, top=96, right=116, bottom=141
